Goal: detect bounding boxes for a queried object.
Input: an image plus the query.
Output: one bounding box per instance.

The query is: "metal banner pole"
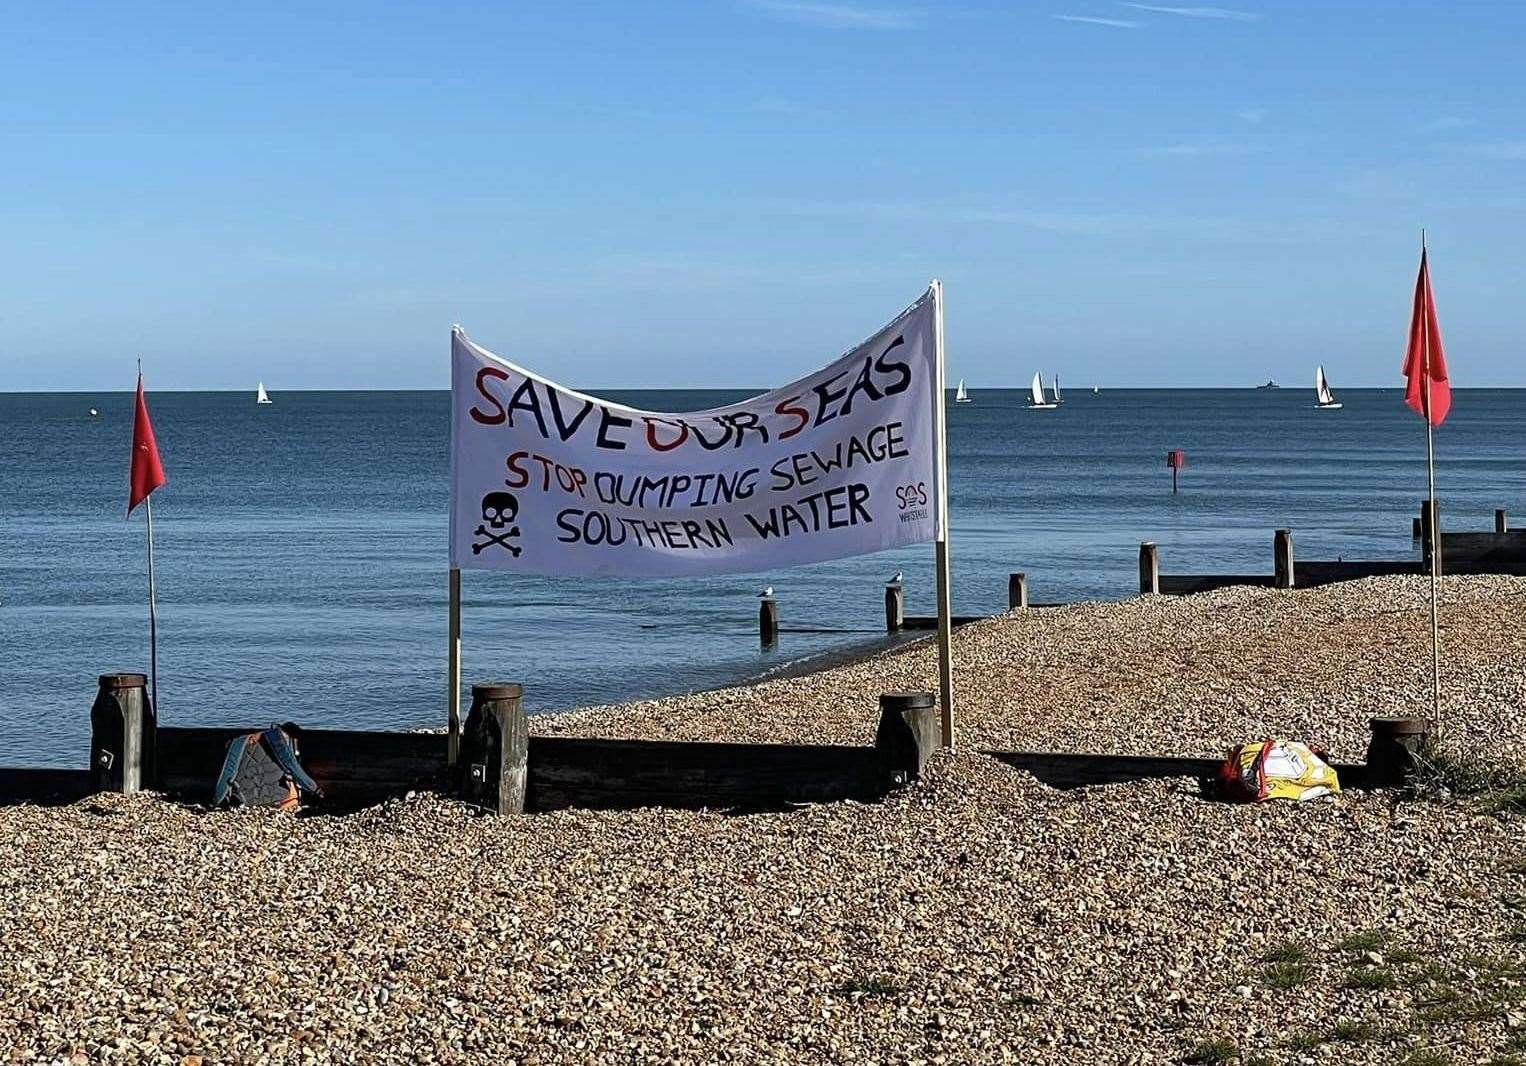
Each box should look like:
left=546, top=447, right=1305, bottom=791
left=448, top=567, right=462, bottom=767
left=930, top=280, right=955, bottom=747
left=447, top=326, right=464, bottom=769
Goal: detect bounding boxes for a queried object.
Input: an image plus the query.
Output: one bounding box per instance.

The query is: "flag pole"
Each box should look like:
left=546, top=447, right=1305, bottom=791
left=143, top=413, right=160, bottom=717
left=930, top=279, right=955, bottom=747
left=130, top=358, right=167, bottom=717
left=1420, top=230, right=1442, bottom=742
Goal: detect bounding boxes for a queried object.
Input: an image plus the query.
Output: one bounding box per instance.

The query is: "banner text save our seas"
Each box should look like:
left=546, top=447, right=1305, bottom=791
left=465, top=334, right=926, bottom=552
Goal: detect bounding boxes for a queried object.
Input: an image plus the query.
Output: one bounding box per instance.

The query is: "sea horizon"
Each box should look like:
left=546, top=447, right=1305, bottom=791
left=8, top=384, right=1526, bottom=395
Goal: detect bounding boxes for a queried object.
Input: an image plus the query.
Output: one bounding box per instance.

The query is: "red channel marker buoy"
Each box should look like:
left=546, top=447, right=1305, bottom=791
left=1166, top=449, right=1186, bottom=494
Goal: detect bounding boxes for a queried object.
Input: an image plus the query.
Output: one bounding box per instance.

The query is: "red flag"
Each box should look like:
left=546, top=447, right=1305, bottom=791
left=1402, top=247, right=1451, bottom=426
left=128, top=372, right=167, bottom=515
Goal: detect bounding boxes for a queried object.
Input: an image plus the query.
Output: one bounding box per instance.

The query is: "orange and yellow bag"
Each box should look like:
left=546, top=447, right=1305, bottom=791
left=1215, top=740, right=1340, bottom=803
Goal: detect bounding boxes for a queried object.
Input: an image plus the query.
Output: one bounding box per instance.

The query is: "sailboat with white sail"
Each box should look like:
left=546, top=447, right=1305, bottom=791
left=1052, top=375, right=1064, bottom=406
left=256, top=381, right=273, bottom=405
left=1027, top=371, right=1058, bottom=410
left=1314, top=366, right=1342, bottom=410
left=955, top=378, right=971, bottom=404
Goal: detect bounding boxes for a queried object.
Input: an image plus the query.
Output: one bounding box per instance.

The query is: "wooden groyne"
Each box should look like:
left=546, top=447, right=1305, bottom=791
left=0, top=676, right=947, bottom=814
left=759, top=503, right=1526, bottom=633
left=0, top=767, right=92, bottom=806
left=1144, top=504, right=1526, bottom=596
left=1142, top=530, right=1428, bottom=596
left=0, top=667, right=1431, bottom=813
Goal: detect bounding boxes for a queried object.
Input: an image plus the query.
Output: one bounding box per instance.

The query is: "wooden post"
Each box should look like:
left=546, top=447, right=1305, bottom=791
left=759, top=593, right=779, bottom=646
left=459, top=682, right=528, bottom=815
left=90, top=673, right=156, bottom=795
left=1366, top=717, right=1430, bottom=786
left=1420, top=499, right=1434, bottom=559
left=1138, top=542, right=1159, bottom=595
left=1412, top=516, right=1422, bottom=540
left=875, top=691, right=940, bottom=786
left=1273, top=529, right=1295, bottom=590
left=883, top=581, right=904, bottom=633
left=1008, top=572, right=1028, bottom=610
left=447, top=568, right=462, bottom=769
left=1496, top=508, right=1508, bottom=534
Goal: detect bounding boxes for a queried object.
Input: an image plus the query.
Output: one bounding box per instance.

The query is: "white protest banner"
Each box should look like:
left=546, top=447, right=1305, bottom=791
left=449, top=286, right=942, bottom=577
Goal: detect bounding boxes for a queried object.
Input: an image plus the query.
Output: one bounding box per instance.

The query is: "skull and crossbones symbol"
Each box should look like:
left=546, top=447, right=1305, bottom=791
left=473, top=491, right=522, bottom=557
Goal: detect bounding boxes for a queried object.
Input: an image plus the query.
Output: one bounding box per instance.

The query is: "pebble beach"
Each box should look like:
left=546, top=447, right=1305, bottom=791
left=3, top=575, right=1525, bottom=1064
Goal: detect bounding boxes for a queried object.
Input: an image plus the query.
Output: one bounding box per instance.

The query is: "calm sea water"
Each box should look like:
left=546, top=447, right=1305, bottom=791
left=3, top=387, right=1523, bottom=766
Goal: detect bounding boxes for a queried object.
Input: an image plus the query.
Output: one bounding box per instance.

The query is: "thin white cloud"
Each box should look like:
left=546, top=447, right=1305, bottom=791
left=747, top=0, right=920, bottom=29
left=1422, top=116, right=1477, bottom=133
left=941, top=206, right=1127, bottom=234
left=754, top=95, right=816, bottom=116
left=1147, top=142, right=1267, bottom=157
left=1235, top=106, right=1268, bottom=123
left=780, top=198, right=1139, bottom=236
left=1469, top=142, right=1526, bottom=160
left=1053, top=14, right=1142, bottom=27
left=1122, top=3, right=1261, bottom=20
left=569, top=102, right=667, bottom=122
left=512, top=251, right=904, bottom=297
left=1329, top=168, right=1419, bottom=200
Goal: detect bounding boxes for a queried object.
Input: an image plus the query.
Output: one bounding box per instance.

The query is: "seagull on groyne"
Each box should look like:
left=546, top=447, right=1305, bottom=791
left=889, top=570, right=904, bottom=585
left=759, top=586, right=774, bottom=598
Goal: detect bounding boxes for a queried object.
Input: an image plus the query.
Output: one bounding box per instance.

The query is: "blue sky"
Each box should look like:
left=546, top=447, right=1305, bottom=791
left=2, top=1, right=1523, bottom=390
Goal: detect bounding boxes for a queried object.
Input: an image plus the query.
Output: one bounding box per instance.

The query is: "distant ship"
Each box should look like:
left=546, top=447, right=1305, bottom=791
left=256, top=381, right=273, bottom=405
left=1256, top=380, right=1280, bottom=390
left=954, top=378, right=972, bottom=404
